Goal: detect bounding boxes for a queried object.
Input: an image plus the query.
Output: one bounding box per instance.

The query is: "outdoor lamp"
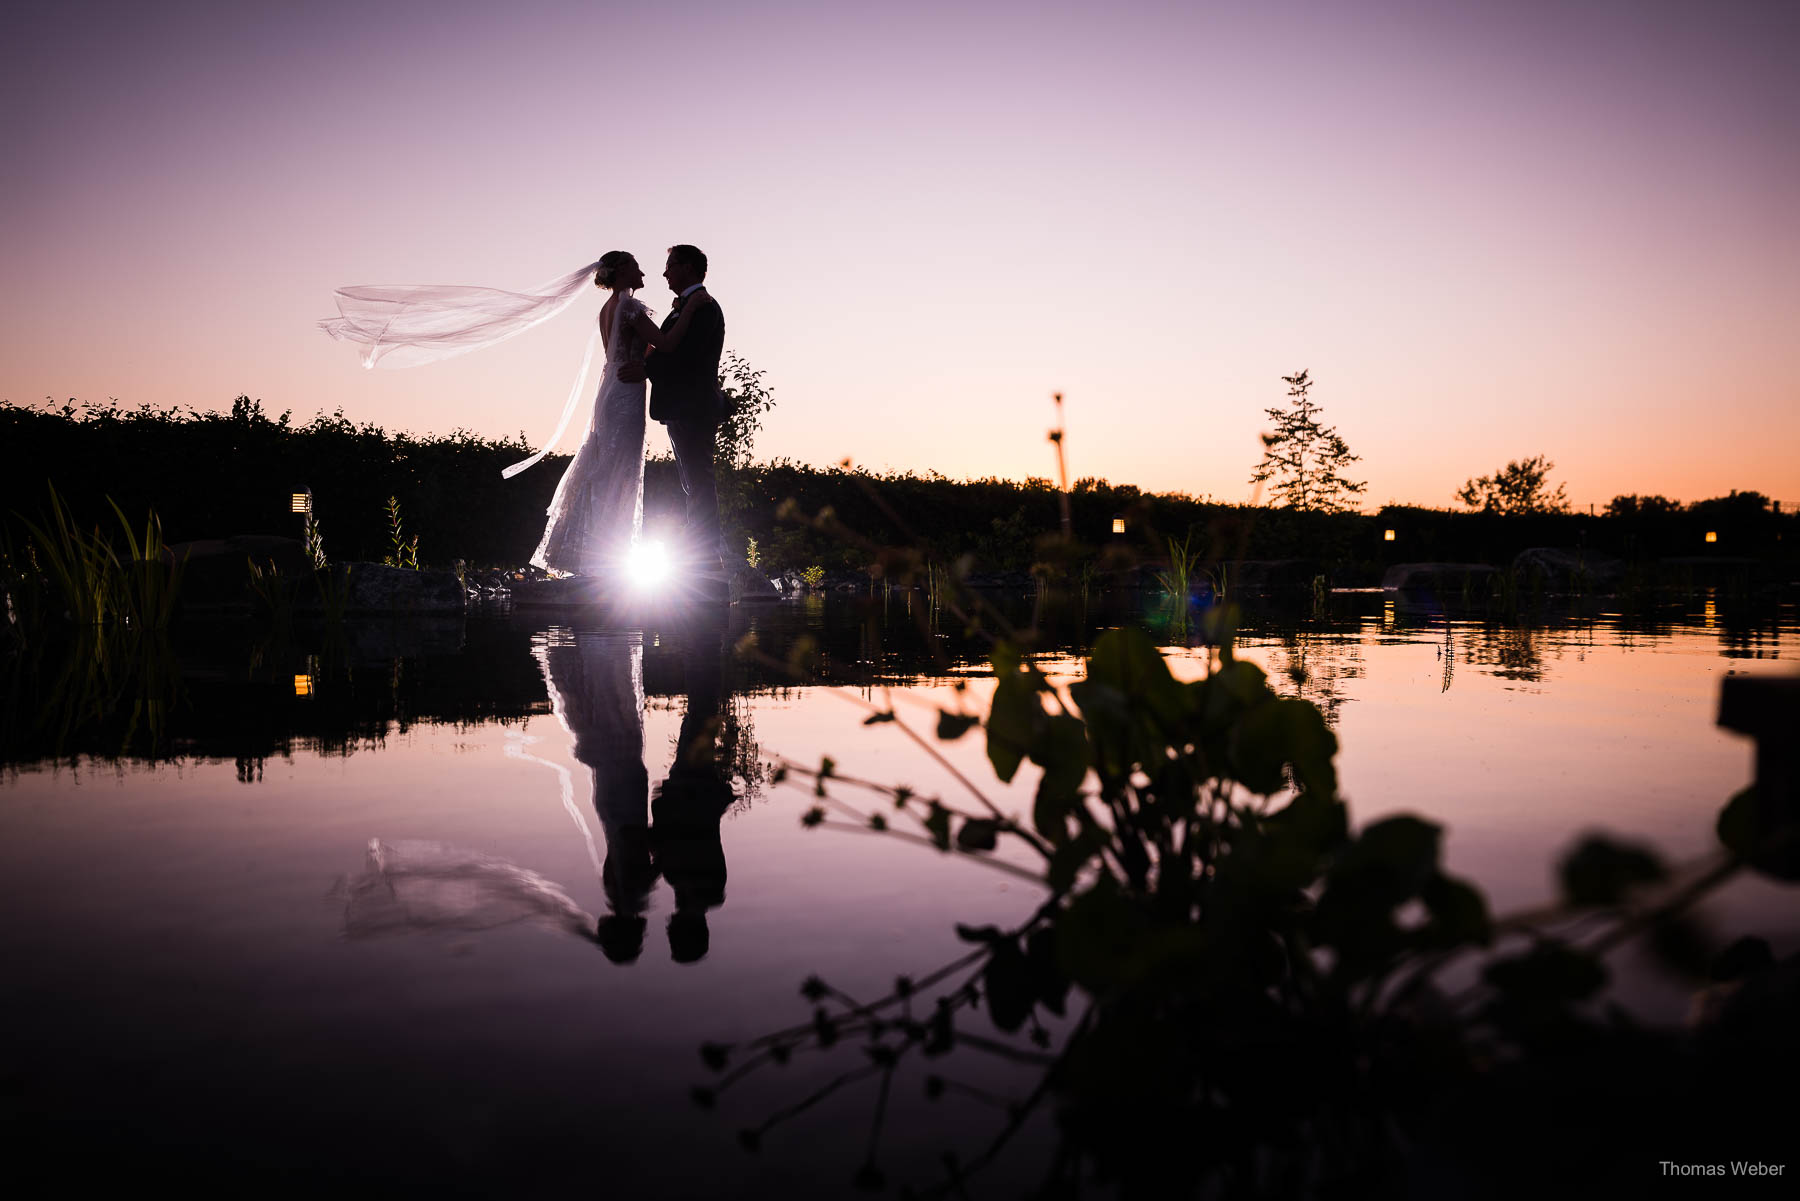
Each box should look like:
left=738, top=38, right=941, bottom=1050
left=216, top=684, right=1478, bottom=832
left=294, top=674, right=313, bottom=697
left=291, top=491, right=311, bottom=514
left=1112, top=516, right=1126, bottom=535
left=1705, top=531, right=1718, bottom=543
left=1384, top=529, right=1396, bottom=542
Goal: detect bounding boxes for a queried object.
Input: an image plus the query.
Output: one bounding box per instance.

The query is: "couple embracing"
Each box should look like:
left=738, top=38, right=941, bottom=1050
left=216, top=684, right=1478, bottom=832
left=319, top=242, right=733, bottom=588
left=534, top=245, right=727, bottom=581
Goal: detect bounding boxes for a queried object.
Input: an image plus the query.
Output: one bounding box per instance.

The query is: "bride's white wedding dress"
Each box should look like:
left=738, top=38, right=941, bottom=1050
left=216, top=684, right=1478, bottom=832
left=530, top=293, right=649, bottom=575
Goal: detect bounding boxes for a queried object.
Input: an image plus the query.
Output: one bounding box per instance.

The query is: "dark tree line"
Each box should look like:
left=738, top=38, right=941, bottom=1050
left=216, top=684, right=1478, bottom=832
left=3, top=399, right=1791, bottom=580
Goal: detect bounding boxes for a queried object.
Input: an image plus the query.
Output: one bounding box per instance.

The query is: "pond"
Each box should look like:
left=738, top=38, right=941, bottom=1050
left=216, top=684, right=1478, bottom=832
left=1, top=590, right=1794, bottom=1195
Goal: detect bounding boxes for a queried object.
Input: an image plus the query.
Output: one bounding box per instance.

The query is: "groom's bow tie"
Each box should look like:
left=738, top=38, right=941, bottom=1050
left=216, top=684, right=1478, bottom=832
left=670, top=295, right=687, bottom=313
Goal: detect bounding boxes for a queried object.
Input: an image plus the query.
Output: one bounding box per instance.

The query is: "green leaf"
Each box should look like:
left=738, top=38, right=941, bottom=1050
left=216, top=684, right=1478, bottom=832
left=1084, top=627, right=1191, bottom=726
left=1329, top=815, right=1442, bottom=906
left=1646, top=913, right=1712, bottom=981
left=1483, top=942, right=1606, bottom=1003
left=955, top=818, right=999, bottom=852
left=1231, top=697, right=1338, bottom=798
left=1558, top=835, right=1668, bottom=905
left=982, top=940, right=1034, bottom=1032
left=1033, top=714, right=1088, bottom=798
left=1034, top=790, right=1073, bottom=845
left=1047, top=831, right=1103, bottom=892
left=924, top=1005, right=953, bottom=1056
left=1054, top=877, right=1151, bottom=993
left=922, top=802, right=952, bottom=851
left=1419, top=872, right=1492, bottom=948
left=986, top=671, right=1041, bottom=782
left=1025, top=927, right=1070, bottom=1016
left=1717, top=785, right=1800, bottom=881
left=936, top=711, right=979, bottom=741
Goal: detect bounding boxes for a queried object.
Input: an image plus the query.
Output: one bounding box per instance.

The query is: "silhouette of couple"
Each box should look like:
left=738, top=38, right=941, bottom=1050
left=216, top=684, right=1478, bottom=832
left=320, top=243, right=729, bottom=584
left=530, top=245, right=727, bottom=580
left=539, top=617, right=734, bottom=964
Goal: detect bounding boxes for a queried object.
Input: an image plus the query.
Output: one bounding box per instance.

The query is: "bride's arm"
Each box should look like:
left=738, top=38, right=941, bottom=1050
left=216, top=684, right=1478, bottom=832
left=627, top=288, right=713, bottom=353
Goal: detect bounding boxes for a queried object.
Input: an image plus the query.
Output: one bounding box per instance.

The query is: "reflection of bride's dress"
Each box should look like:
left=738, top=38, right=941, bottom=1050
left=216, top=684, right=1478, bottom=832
left=537, top=632, right=655, bottom=961
left=530, top=295, right=649, bottom=575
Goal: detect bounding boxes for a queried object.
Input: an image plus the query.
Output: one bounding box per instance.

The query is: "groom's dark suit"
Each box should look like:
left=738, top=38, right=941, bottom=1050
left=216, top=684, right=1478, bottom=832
left=647, top=292, right=726, bottom=566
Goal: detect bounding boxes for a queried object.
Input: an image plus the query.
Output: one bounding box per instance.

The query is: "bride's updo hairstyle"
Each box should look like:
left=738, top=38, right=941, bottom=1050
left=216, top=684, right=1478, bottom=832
left=594, top=250, right=635, bottom=290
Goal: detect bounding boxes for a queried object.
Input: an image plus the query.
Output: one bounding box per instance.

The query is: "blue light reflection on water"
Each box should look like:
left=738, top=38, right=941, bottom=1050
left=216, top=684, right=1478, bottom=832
left=0, top=594, right=1793, bottom=1193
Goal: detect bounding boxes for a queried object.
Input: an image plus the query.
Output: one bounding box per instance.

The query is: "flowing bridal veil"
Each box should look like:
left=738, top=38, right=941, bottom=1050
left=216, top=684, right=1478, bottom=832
left=317, top=260, right=604, bottom=480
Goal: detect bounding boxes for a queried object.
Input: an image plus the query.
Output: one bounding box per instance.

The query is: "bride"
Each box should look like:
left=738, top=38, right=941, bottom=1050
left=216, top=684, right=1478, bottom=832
left=532, top=251, right=711, bottom=577
left=318, top=250, right=712, bottom=580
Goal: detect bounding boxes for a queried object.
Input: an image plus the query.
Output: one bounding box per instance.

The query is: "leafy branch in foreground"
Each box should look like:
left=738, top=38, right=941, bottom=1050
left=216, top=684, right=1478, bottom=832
left=701, top=614, right=1798, bottom=1197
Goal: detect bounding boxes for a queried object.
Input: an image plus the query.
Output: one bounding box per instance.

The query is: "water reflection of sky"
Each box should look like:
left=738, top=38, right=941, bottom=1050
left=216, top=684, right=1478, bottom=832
left=0, top=595, right=1793, bottom=1192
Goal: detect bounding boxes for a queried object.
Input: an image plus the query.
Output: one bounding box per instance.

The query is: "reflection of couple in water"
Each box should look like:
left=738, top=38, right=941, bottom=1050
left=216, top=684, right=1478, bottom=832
left=550, top=621, right=734, bottom=965
left=341, top=616, right=736, bottom=965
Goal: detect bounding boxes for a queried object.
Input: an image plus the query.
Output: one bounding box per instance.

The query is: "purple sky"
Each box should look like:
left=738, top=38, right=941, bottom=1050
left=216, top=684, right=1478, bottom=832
left=4, top=0, right=1797, bottom=509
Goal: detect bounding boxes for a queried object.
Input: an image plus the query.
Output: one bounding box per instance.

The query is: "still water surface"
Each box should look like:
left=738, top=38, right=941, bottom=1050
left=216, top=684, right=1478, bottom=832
left=2, top=593, right=1793, bottom=1194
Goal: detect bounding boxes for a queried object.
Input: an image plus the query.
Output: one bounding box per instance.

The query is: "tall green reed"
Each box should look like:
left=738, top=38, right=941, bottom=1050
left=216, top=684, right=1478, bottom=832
left=12, top=483, right=185, bottom=633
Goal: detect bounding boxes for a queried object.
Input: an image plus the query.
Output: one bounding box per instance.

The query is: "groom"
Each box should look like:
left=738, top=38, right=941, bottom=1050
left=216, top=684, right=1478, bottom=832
left=630, top=243, right=726, bottom=573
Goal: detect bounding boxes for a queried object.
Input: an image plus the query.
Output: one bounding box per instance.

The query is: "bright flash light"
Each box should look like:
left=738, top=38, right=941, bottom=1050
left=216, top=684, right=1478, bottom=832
left=627, top=540, right=670, bottom=587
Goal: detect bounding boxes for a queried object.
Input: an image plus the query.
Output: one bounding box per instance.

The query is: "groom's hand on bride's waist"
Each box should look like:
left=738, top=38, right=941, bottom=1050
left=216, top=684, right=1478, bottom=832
left=617, top=360, right=648, bottom=383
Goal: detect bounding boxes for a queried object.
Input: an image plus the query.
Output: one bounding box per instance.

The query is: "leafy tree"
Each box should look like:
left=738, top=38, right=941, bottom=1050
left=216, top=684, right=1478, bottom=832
left=1688, top=489, right=1772, bottom=520
left=716, top=351, right=775, bottom=472
left=1456, top=454, right=1570, bottom=514
left=1604, top=493, right=1681, bottom=519
left=715, top=351, right=778, bottom=545
left=1249, top=369, right=1366, bottom=513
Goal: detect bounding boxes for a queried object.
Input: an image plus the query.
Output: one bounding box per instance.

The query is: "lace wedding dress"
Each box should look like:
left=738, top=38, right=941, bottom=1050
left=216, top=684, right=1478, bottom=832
left=529, top=294, right=649, bottom=575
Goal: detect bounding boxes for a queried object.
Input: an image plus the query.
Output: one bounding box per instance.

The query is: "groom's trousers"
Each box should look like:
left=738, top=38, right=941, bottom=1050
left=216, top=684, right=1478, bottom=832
left=667, top=417, right=723, bottom=566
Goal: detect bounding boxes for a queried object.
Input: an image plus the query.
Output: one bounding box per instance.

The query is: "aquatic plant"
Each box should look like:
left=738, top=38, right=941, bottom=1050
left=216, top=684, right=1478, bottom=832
left=318, top=563, right=353, bottom=625
left=106, top=497, right=185, bottom=630
left=704, top=613, right=1798, bottom=1195
left=1152, top=531, right=1198, bottom=602
left=383, top=495, right=420, bottom=570
left=12, top=483, right=185, bottom=633
left=245, top=558, right=294, bottom=628
left=303, top=502, right=327, bottom=570
left=800, top=565, right=825, bottom=591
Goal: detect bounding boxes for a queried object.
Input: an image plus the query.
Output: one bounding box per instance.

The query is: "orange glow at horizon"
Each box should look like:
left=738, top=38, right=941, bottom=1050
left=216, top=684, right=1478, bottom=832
left=2, top=2, right=1795, bottom=511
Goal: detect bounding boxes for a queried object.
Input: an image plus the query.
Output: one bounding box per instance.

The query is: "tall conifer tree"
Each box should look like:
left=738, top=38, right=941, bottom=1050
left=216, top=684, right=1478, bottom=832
left=1249, top=370, right=1366, bottom=513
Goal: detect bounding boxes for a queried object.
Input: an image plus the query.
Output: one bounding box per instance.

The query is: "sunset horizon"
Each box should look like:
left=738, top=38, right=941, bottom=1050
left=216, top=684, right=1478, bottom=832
left=4, top=3, right=1796, bottom=1190
left=5, top=0, right=1796, bottom=514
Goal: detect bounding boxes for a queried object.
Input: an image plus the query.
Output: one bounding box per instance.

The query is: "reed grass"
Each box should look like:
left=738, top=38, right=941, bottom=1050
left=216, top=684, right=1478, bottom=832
left=12, top=483, right=186, bottom=634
